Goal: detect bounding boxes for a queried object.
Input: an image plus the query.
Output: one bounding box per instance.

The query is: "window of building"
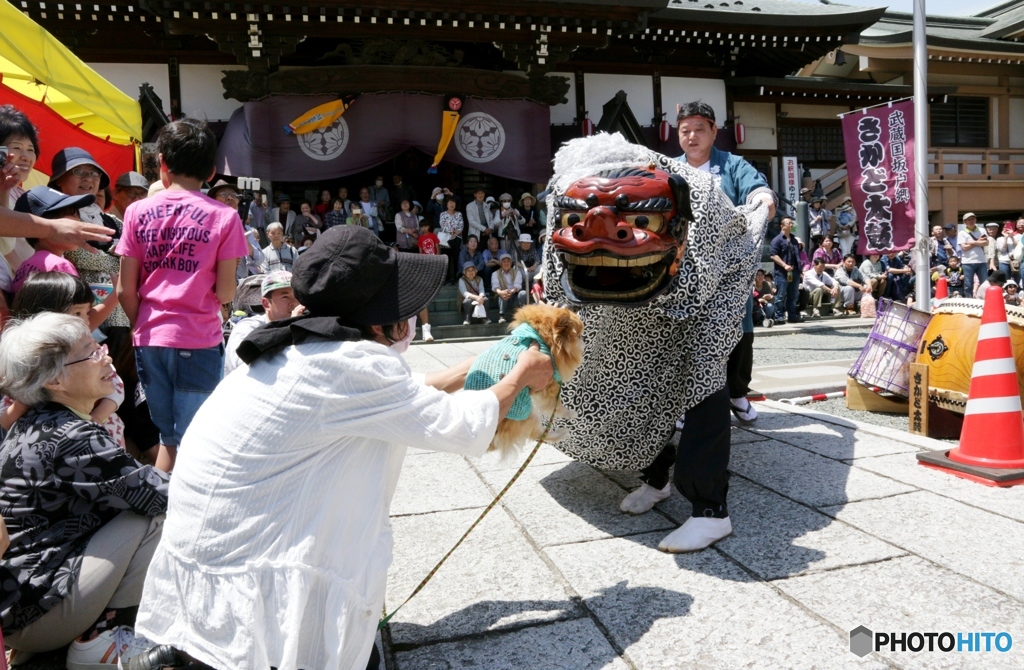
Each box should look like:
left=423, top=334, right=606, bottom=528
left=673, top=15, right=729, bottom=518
left=779, top=123, right=845, bottom=165
left=930, top=97, right=989, bottom=148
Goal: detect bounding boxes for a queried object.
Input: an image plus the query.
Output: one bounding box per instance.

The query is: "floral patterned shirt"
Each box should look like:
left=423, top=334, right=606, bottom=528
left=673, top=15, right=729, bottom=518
left=0, top=403, right=169, bottom=632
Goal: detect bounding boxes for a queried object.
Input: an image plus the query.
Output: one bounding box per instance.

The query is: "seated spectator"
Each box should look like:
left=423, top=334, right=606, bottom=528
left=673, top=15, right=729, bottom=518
left=262, top=222, right=298, bottom=272
left=859, top=253, right=888, bottom=299
left=313, top=189, right=332, bottom=219
left=834, top=254, right=868, bottom=315
left=516, top=233, right=541, bottom=289
left=270, top=195, right=296, bottom=230
left=323, top=198, right=347, bottom=229
left=796, top=240, right=812, bottom=273
left=943, top=255, right=965, bottom=296
left=224, top=272, right=303, bottom=375
left=491, top=252, right=526, bottom=323
left=978, top=269, right=1007, bottom=296
left=347, top=204, right=371, bottom=229
left=209, top=181, right=264, bottom=281
left=0, top=312, right=169, bottom=665
left=1005, top=279, right=1021, bottom=306
left=753, top=268, right=776, bottom=323
left=481, top=235, right=502, bottom=287
left=2, top=272, right=127, bottom=455
left=458, top=262, right=489, bottom=325
left=811, top=236, right=842, bottom=273
left=49, top=148, right=119, bottom=251
left=458, top=234, right=485, bottom=274
left=803, top=257, right=838, bottom=318
left=335, top=186, right=353, bottom=218
left=355, top=188, right=380, bottom=235
left=293, top=201, right=322, bottom=244
left=394, top=199, right=420, bottom=251
left=883, top=251, right=913, bottom=302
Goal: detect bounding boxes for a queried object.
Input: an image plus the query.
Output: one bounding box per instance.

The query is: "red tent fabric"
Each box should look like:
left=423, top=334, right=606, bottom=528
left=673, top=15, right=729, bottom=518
left=0, top=76, right=135, bottom=181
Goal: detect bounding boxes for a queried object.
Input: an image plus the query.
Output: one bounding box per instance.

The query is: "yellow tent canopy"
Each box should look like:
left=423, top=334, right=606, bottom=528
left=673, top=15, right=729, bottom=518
left=0, top=0, right=141, bottom=144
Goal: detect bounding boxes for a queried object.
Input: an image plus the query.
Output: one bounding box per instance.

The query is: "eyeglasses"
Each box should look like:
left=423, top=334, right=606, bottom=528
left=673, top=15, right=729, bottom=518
left=71, top=167, right=102, bottom=180
left=64, top=343, right=108, bottom=367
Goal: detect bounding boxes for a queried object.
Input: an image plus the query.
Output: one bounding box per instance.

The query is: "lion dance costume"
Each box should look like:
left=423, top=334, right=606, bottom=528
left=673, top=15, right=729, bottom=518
left=543, top=134, right=770, bottom=501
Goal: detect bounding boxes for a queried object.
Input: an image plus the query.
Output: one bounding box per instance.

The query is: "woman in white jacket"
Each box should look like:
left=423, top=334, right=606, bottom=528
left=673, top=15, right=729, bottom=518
left=131, top=226, right=553, bottom=670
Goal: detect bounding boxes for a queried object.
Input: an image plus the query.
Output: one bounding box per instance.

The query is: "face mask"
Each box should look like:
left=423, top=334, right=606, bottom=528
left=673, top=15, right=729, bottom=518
left=502, top=202, right=511, bottom=209
left=375, top=180, right=384, bottom=187
left=436, top=194, right=444, bottom=201
left=392, top=316, right=417, bottom=354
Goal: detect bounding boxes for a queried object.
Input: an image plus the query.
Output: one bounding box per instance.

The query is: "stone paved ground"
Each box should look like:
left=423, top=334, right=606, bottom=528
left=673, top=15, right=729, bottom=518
left=384, top=349, right=1024, bottom=669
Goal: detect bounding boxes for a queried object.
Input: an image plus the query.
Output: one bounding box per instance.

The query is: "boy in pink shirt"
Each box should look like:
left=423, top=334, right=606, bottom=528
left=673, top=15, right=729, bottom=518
left=117, top=119, right=247, bottom=471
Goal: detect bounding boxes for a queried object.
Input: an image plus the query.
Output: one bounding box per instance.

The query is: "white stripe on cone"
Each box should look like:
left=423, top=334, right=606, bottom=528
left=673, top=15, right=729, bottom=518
left=971, top=358, right=1018, bottom=378
left=965, top=396, right=1023, bottom=415
left=978, top=322, right=1012, bottom=340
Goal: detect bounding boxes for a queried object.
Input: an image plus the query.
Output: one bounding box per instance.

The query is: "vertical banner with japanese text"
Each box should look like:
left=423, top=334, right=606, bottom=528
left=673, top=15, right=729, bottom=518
left=841, top=99, right=916, bottom=254
left=782, top=156, right=799, bottom=215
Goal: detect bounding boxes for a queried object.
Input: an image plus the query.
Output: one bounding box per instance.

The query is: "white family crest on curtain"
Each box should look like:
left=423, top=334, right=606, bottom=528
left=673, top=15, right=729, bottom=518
left=456, top=112, right=506, bottom=163
left=296, top=116, right=350, bottom=161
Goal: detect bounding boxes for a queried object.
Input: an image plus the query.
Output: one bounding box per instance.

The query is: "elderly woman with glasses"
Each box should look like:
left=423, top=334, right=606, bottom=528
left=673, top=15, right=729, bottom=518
left=0, top=312, right=170, bottom=667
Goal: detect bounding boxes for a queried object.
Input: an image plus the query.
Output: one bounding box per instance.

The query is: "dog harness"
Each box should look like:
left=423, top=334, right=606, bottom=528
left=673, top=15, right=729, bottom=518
left=464, top=323, right=562, bottom=420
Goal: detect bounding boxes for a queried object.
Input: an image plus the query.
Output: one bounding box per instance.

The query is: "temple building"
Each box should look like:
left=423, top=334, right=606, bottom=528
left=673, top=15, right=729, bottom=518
left=9, top=0, right=1024, bottom=222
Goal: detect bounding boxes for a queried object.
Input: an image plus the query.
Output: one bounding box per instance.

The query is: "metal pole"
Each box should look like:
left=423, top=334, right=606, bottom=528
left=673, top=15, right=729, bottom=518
left=913, top=0, right=931, bottom=310
left=795, top=201, right=810, bottom=249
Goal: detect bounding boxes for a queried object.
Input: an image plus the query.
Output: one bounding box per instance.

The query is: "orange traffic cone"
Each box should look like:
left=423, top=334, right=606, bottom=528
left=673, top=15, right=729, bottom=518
left=918, top=286, right=1024, bottom=486
left=934, top=275, right=949, bottom=302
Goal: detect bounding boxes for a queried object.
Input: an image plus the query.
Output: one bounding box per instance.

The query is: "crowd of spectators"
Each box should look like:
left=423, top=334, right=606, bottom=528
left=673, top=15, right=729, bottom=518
left=763, top=191, right=1024, bottom=325
left=243, top=178, right=548, bottom=335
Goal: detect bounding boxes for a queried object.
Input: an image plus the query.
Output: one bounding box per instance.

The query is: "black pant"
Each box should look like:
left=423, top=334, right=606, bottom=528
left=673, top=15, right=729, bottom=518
left=444, top=238, right=462, bottom=282
left=639, top=387, right=731, bottom=518
left=727, top=332, right=754, bottom=400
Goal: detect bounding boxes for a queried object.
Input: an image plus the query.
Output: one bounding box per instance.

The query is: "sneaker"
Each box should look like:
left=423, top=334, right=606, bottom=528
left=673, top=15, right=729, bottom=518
left=730, top=397, right=758, bottom=424
left=66, top=626, right=154, bottom=670
left=462, top=318, right=470, bottom=326
left=811, top=309, right=821, bottom=319
left=763, top=319, right=774, bottom=328
left=498, top=316, right=507, bottom=324
left=421, top=323, right=434, bottom=342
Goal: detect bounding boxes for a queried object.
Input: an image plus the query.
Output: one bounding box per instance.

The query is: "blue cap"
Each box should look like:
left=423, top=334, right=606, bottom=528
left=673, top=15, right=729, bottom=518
left=48, top=147, right=110, bottom=190
left=14, top=186, right=95, bottom=218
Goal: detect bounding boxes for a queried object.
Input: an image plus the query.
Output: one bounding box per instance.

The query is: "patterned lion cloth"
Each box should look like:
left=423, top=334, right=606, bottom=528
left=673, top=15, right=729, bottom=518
left=543, top=133, right=770, bottom=470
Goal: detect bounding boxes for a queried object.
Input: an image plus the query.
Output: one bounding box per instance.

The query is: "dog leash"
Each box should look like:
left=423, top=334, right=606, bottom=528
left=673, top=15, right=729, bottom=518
left=379, top=395, right=560, bottom=630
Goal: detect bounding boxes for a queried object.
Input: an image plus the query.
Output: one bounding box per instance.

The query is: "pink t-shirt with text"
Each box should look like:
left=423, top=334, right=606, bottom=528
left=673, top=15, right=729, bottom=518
left=11, top=250, right=78, bottom=293
left=116, top=189, right=248, bottom=349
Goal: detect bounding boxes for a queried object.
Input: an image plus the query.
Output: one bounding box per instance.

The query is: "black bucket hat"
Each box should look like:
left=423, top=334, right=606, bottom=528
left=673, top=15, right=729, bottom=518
left=48, top=148, right=110, bottom=190
left=292, top=225, right=447, bottom=325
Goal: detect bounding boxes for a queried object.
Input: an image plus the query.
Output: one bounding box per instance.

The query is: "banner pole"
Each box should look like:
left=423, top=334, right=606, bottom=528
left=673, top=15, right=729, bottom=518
left=913, top=0, right=931, bottom=311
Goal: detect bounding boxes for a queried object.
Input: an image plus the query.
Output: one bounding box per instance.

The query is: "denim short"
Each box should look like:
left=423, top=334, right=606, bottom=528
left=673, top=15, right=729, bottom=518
left=135, top=345, right=224, bottom=447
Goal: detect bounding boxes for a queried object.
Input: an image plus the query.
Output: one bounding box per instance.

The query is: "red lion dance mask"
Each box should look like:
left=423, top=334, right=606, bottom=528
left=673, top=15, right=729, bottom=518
left=549, top=167, right=694, bottom=305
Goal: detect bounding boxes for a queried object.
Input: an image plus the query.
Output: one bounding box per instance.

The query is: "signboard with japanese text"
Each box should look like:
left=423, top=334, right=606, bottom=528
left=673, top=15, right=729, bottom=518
left=782, top=156, right=799, bottom=214
left=841, top=99, right=916, bottom=254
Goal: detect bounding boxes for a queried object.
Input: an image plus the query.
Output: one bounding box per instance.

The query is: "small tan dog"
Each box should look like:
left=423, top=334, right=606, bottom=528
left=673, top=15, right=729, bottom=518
left=464, top=303, right=585, bottom=458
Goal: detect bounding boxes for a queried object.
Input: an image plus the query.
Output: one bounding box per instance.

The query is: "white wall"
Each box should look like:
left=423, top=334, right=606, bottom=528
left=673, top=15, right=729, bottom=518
left=585, top=73, right=655, bottom=126
left=179, top=64, right=246, bottom=122
left=660, top=77, right=727, bottom=128
left=1010, top=98, right=1024, bottom=148
left=549, top=71, right=576, bottom=125
left=734, top=101, right=776, bottom=151
left=87, top=63, right=170, bottom=109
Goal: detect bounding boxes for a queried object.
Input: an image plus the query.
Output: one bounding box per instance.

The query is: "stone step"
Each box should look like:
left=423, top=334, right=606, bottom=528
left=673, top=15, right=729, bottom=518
left=416, top=322, right=509, bottom=341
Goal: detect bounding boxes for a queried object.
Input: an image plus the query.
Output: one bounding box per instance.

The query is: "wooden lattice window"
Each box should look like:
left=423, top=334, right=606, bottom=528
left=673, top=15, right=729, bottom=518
left=930, top=96, right=989, bottom=148
left=779, top=123, right=845, bottom=164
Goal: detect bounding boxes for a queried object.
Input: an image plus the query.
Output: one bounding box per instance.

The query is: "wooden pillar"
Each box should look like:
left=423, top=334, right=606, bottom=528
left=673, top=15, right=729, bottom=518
left=574, top=68, right=586, bottom=125
left=652, top=70, right=663, bottom=127
left=168, top=57, right=182, bottom=120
